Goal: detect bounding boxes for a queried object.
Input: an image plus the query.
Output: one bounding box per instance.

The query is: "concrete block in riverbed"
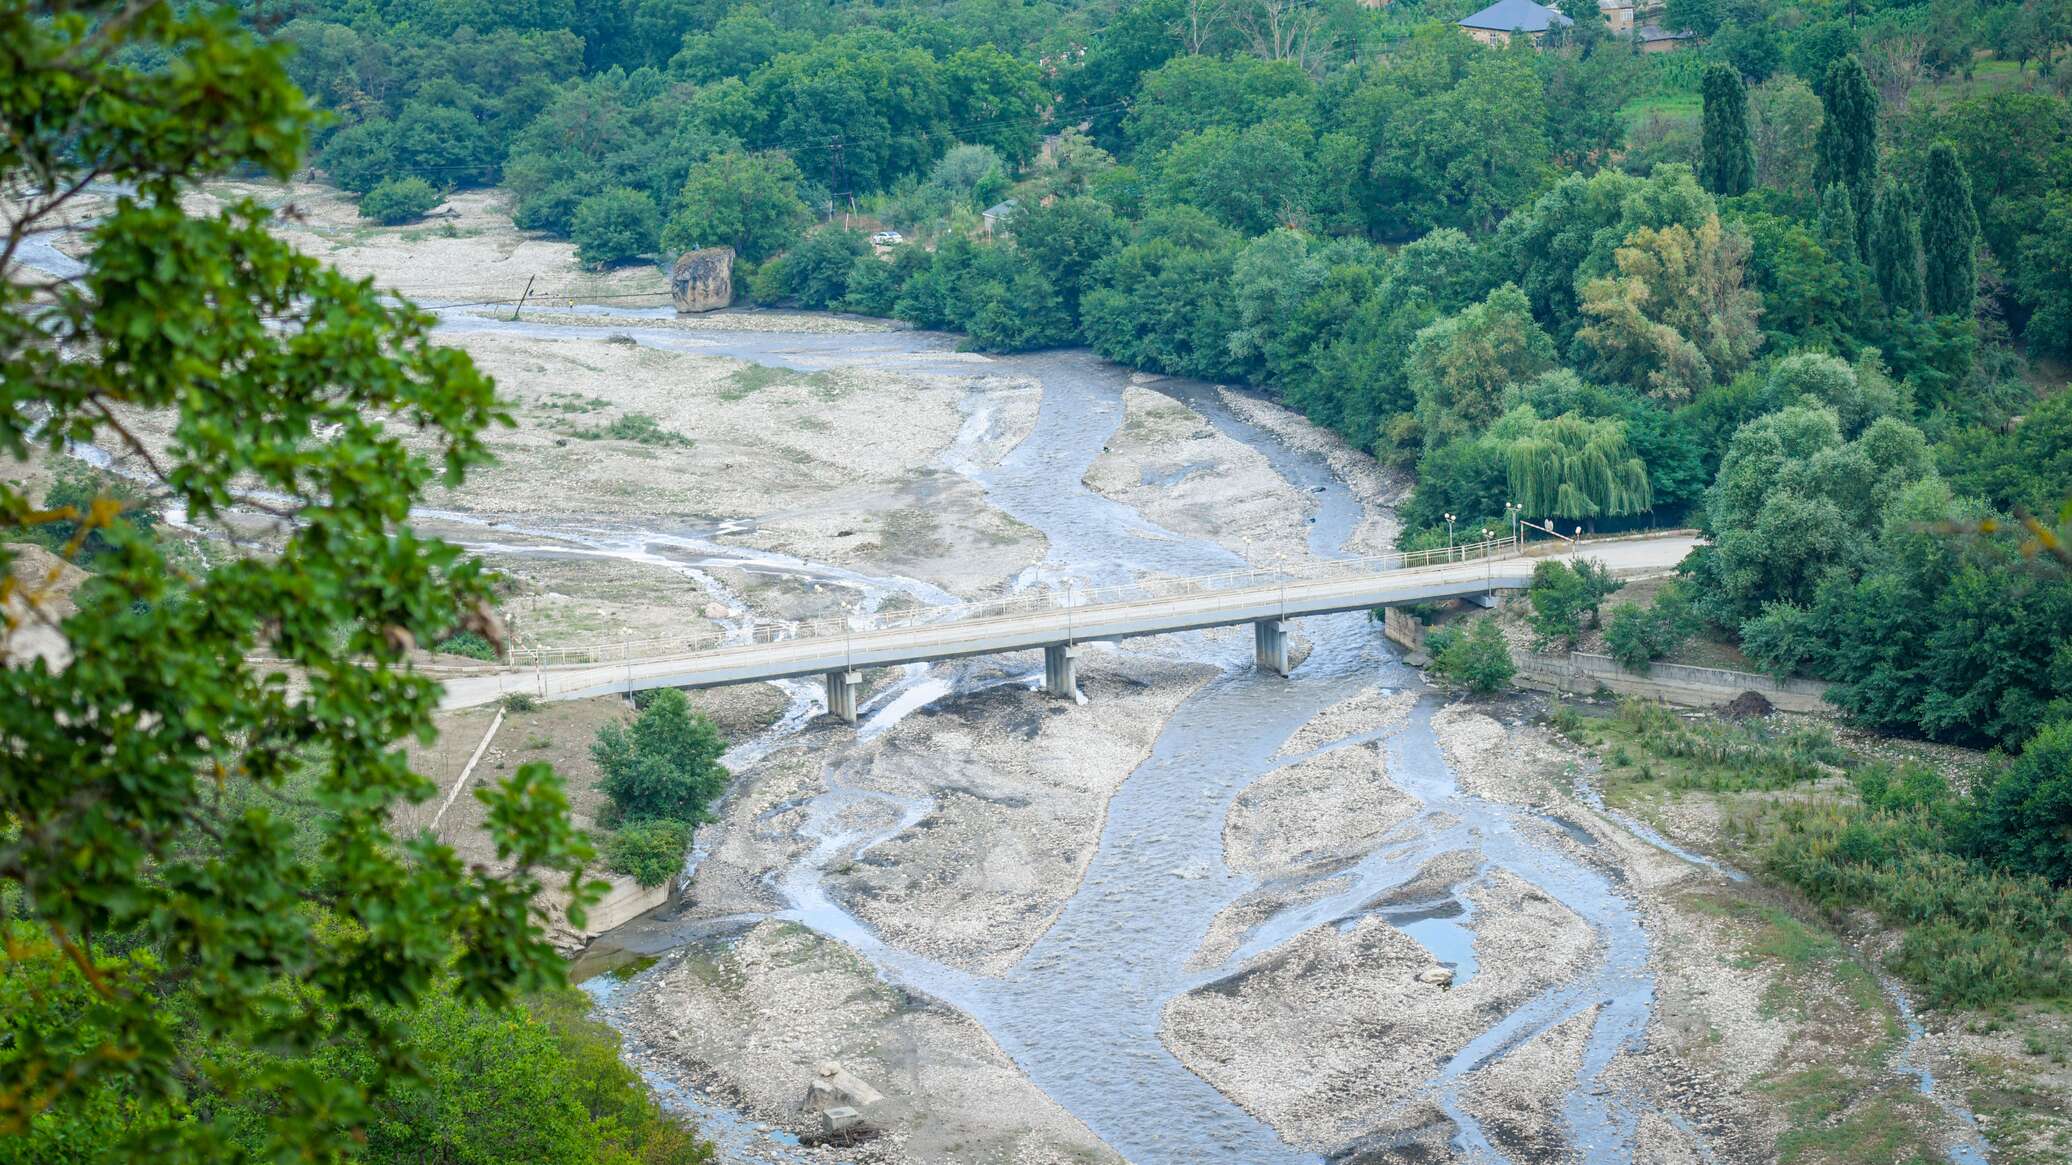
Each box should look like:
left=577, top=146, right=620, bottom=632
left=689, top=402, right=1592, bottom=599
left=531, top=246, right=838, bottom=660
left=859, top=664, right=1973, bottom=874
left=803, top=1061, right=885, bottom=1114
left=820, top=1106, right=866, bottom=1135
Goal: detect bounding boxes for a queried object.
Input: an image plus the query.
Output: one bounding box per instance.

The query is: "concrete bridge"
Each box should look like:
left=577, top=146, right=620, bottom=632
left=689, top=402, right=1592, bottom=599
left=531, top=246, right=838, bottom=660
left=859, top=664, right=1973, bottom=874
left=439, top=534, right=1698, bottom=718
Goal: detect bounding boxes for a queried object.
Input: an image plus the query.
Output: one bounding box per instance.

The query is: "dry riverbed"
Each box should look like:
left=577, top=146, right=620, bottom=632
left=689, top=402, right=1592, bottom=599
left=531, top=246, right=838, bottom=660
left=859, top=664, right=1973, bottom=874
left=35, top=181, right=2023, bottom=1165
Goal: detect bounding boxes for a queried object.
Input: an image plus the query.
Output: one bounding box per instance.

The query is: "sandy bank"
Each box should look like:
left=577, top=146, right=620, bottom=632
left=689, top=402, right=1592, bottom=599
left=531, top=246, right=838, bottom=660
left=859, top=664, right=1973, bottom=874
left=1161, top=865, right=1594, bottom=1152
left=616, top=920, right=1120, bottom=1164
left=1082, top=386, right=1318, bottom=564
left=1215, top=388, right=1409, bottom=557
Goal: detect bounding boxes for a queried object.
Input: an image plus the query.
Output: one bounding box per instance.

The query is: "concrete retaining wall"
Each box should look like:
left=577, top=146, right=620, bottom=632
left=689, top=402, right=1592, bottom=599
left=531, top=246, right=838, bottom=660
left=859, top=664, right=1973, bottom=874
left=583, top=875, right=673, bottom=934
left=1511, top=652, right=1832, bottom=713
left=1382, top=607, right=1831, bottom=713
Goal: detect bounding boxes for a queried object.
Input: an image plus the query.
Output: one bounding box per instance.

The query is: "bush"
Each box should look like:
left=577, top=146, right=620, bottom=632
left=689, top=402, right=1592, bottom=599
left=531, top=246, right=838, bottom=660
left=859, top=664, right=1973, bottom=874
left=592, top=689, right=728, bottom=823
left=435, top=630, right=498, bottom=660
left=603, top=818, right=693, bottom=888
left=1527, top=558, right=1623, bottom=651
left=1425, top=619, right=1516, bottom=695
left=358, top=176, right=441, bottom=225
left=571, top=187, right=660, bottom=268
left=572, top=412, right=690, bottom=446
left=773, top=228, right=869, bottom=309
left=28, top=462, right=158, bottom=566
left=500, top=692, right=539, bottom=713
left=1969, top=720, right=2072, bottom=886
left=1604, top=583, right=1697, bottom=672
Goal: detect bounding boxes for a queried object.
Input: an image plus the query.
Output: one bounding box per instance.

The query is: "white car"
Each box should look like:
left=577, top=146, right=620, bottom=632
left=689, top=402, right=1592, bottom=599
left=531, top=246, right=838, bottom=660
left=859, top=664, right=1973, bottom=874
left=870, top=230, right=904, bottom=246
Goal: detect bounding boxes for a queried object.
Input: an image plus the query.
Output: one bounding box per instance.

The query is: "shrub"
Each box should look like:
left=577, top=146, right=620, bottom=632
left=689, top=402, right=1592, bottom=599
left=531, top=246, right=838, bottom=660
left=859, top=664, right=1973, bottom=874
left=500, top=692, right=540, bottom=712
left=592, top=689, right=728, bottom=823
left=603, top=818, right=693, bottom=888
left=358, top=176, right=441, bottom=225
left=1527, top=558, right=1623, bottom=651
left=1426, top=619, right=1516, bottom=695
left=28, top=462, right=158, bottom=566
left=572, top=412, right=690, bottom=446
left=572, top=187, right=660, bottom=268
left=1969, top=720, right=2072, bottom=886
left=435, top=630, right=498, bottom=660
left=1604, top=583, right=1697, bottom=672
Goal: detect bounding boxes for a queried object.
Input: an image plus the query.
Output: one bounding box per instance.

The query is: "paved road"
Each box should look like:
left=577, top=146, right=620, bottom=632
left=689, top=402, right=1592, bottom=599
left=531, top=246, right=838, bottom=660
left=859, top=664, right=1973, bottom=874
left=439, top=534, right=1698, bottom=711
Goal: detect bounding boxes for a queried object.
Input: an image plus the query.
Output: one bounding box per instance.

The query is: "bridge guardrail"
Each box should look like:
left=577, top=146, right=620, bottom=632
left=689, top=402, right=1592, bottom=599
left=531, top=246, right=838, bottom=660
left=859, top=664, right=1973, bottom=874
left=506, top=537, right=1522, bottom=669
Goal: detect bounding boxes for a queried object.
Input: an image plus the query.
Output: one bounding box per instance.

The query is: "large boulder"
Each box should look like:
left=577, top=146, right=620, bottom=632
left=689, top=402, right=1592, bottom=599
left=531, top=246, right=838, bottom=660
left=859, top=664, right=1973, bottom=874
left=669, top=246, right=733, bottom=313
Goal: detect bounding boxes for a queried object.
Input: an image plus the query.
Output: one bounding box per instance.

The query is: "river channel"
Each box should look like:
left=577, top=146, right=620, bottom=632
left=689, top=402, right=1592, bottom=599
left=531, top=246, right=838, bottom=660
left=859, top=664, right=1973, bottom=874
left=419, top=306, right=1661, bottom=1163
left=16, top=204, right=1986, bottom=1159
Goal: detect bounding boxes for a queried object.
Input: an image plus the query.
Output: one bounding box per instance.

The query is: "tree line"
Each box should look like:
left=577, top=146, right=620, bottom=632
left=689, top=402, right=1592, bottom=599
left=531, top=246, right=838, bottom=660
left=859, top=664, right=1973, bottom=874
left=273, top=0, right=2071, bottom=754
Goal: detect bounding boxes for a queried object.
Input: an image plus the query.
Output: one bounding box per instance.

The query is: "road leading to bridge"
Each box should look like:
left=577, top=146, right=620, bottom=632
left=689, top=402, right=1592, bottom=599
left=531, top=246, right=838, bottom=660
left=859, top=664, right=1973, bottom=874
left=439, top=533, right=1697, bottom=713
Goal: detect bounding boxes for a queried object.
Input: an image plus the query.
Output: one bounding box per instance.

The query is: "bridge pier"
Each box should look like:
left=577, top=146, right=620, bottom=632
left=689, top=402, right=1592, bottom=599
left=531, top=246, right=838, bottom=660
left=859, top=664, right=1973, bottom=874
left=824, top=669, right=862, bottom=724
left=1254, top=618, right=1290, bottom=677
left=1043, top=644, right=1079, bottom=699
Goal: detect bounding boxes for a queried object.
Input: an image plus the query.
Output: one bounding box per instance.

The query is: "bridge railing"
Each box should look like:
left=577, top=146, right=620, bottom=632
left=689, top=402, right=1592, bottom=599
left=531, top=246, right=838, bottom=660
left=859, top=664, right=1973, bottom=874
left=508, top=536, right=1519, bottom=668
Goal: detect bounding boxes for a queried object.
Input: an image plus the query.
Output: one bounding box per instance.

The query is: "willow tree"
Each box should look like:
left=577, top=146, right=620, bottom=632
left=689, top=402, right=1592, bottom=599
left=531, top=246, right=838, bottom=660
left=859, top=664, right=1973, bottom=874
left=1504, top=410, right=1654, bottom=524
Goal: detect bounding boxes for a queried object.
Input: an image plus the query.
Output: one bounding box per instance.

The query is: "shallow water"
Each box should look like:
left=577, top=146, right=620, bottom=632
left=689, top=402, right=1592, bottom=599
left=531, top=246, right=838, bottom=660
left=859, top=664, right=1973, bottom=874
left=456, top=313, right=1660, bottom=1162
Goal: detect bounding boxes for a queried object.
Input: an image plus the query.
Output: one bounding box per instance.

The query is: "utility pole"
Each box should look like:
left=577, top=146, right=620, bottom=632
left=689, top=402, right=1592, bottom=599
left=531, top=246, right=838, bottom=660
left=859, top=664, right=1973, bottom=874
left=509, top=274, right=535, bottom=322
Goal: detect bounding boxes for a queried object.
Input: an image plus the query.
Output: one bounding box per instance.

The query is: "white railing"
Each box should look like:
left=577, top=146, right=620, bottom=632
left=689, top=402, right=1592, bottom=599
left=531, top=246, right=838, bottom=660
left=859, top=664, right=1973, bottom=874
left=508, top=537, right=1520, bottom=669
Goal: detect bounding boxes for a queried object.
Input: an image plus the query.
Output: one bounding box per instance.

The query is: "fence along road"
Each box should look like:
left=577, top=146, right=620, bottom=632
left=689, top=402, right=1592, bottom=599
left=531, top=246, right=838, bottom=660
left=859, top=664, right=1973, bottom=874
left=437, top=533, right=1699, bottom=718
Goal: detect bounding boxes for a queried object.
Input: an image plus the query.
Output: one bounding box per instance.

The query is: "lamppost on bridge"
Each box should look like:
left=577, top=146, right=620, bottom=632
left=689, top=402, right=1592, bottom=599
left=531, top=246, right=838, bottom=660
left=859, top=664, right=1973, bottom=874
left=1443, top=512, right=1456, bottom=557
left=1505, top=501, right=1522, bottom=548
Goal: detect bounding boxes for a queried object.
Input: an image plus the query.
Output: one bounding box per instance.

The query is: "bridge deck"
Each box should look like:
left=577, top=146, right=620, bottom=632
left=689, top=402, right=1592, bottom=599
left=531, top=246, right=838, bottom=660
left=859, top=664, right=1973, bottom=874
left=439, top=534, right=1694, bottom=710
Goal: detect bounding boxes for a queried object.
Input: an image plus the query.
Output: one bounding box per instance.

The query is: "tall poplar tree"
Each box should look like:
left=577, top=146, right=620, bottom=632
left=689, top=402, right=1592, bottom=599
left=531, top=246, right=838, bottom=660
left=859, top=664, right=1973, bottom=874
left=1699, top=64, right=1755, bottom=197
left=1920, top=141, right=1981, bottom=316
left=1868, top=178, right=1925, bottom=316
left=1814, top=56, right=1879, bottom=229
left=1817, top=184, right=1862, bottom=265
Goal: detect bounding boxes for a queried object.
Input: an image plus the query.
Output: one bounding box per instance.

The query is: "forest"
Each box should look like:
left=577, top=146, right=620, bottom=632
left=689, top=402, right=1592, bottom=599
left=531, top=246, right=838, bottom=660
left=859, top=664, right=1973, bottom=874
left=6, top=2, right=2072, bottom=1160
left=266, top=0, right=2072, bottom=758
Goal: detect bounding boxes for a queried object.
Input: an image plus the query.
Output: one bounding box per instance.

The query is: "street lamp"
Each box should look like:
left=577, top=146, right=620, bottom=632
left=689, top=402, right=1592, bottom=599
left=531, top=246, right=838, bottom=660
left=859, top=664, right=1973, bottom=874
left=1444, top=512, right=1456, bottom=560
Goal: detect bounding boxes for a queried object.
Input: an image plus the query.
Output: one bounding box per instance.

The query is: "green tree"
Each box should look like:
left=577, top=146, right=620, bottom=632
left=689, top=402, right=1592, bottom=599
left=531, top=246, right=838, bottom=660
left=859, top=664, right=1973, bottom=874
left=1526, top=558, right=1624, bottom=650
left=1011, top=196, right=1122, bottom=324
left=1502, top=409, right=1654, bottom=524
left=1814, top=55, right=1879, bottom=228
left=770, top=228, right=870, bottom=310
left=1698, top=64, right=1755, bottom=197
left=1575, top=217, right=1764, bottom=401
left=1407, top=284, right=1558, bottom=450
left=661, top=150, right=812, bottom=263
left=1867, top=178, right=1925, bottom=316
left=2018, top=192, right=2072, bottom=356
left=1155, top=121, right=1317, bottom=236
left=1426, top=618, right=1516, bottom=695
left=1972, top=719, right=2072, bottom=884
left=1919, top=141, right=1981, bottom=317
left=0, top=4, right=596, bottom=1157
left=1604, top=584, right=1697, bottom=672
left=591, top=689, right=729, bottom=823
left=572, top=187, right=660, bottom=268
left=359, top=176, right=442, bottom=225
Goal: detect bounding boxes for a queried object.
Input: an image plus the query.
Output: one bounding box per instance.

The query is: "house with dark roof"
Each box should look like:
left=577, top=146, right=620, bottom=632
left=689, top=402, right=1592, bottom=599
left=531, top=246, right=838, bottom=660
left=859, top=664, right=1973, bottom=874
left=1457, top=0, right=1571, bottom=46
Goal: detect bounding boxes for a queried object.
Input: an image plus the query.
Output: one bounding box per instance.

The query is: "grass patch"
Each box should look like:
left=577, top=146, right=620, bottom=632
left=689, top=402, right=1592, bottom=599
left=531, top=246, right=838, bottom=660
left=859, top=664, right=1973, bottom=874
left=1761, top=1072, right=1941, bottom=1165
left=569, top=412, right=692, bottom=447
left=1619, top=92, right=1700, bottom=128
left=720, top=363, right=793, bottom=401
left=538, top=391, right=610, bottom=414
